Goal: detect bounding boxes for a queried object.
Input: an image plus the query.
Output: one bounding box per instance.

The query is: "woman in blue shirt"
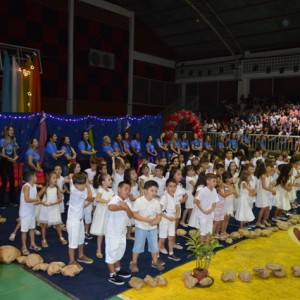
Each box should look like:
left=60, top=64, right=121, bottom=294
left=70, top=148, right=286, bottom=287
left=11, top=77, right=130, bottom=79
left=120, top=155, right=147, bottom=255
left=145, top=135, right=157, bottom=163
left=77, top=131, right=97, bottom=172
left=23, top=138, right=43, bottom=173
left=156, top=132, right=168, bottom=158
left=203, top=135, right=213, bottom=152
left=239, top=128, right=250, bottom=157
left=227, top=132, right=239, bottom=154
left=103, top=135, right=117, bottom=174
left=130, top=132, right=142, bottom=170
left=168, top=132, right=180, bottom=159
left=0, top=126, right=19, bottom=207
left=113, top=133, right=127, bottom=159
left=191, top=133, right=202, bottom=155
left=179, top=132, right=190, bottom=163
left=42, top=133, right=66, bottom=175
left=59, top=136, right=77, bottom=176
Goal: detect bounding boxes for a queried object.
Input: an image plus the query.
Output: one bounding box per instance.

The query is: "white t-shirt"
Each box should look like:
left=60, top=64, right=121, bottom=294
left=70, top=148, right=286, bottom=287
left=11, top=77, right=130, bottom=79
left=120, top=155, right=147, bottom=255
left=133, top=196, right=161, bottom=230
left=57, top=175, right=65, bottom=200
left=153, top=176, right=166, bottom=197
left=195, top=186, right=219, bottom=219
left=19, top=183, right=37, bottom=218
left=85, top=168, right=96, bottom=183
left=67, top=185, right=88, bottom=220
left=225, top=158, right=234, bottom=170
left=160, top=193, right=179, bottom=223
left=106, top=195, right=129, bottom=236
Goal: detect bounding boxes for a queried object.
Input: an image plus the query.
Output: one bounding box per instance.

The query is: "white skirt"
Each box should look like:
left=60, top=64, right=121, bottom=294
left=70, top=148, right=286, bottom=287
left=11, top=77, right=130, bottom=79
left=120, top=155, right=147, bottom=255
left=90, top=204, right=108, bottom=236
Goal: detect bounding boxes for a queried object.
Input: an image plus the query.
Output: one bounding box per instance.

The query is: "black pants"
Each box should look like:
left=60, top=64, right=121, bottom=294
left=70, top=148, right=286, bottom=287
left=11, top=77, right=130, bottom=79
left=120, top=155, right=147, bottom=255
left=0, top=160, right=17, bottom=205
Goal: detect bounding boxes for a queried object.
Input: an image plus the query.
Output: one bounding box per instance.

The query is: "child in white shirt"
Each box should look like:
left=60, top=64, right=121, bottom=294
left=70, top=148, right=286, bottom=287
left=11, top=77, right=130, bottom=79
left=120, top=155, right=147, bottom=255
left=67, top=173, right=94, bottom=269
left=106, top=181, right=133, bottom=285
left=19, top=171, right=42, bottom=255
left=195, top=173, right=219, bottom=243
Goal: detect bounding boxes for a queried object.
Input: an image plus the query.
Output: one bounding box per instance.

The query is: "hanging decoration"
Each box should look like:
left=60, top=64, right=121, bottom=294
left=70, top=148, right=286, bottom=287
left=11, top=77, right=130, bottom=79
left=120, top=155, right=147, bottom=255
left=163, top=109, right=202, bottom=141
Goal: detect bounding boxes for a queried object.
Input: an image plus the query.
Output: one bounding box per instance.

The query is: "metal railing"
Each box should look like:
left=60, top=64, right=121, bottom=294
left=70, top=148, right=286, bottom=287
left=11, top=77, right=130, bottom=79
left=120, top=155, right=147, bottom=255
left=174, top=131, right=300, bottom=153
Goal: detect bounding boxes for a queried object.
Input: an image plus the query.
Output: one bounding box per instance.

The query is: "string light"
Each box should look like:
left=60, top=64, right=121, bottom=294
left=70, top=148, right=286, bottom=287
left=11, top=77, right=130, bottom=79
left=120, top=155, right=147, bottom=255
left=0, top=112, right=161, bottom=122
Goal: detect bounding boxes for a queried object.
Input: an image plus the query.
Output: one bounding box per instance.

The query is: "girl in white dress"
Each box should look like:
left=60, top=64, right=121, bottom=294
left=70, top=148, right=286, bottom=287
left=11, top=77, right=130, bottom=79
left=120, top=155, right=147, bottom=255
left=124, top=168, right=141, bottom=240
left=38, top=171, right=67, bottom=247
left=273, top=164, right=292, bottom=221
left=188, top=174, right=206, bottom=228
left=90, top=173, right=114, bottom=258
left=255, top=162, right=276, bottom=228
left=221, top=171, right=238, bottom=235
left=180, top=165, right=198, bottom=227
left=138, top=164, right=153, bottom=190
left=169, top=167, right=188, bottom=249
left=235, top=171, right=255, bottom=229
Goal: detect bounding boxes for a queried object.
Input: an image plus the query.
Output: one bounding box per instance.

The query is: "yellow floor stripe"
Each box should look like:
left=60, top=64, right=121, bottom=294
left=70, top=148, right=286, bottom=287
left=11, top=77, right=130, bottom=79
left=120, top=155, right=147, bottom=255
left=120, top=226, right=300, bottom=300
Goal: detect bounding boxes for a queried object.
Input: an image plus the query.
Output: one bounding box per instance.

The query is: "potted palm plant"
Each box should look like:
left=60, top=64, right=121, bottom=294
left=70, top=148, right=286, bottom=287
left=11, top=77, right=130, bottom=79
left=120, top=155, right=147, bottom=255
left=185, top=231, right=223, bottom=281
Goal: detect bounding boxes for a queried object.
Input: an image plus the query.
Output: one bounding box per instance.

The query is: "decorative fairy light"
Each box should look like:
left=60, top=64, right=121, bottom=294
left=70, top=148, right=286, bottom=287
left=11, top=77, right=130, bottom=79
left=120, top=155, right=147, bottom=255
left=0, top=112, right=161, bottom=122
left=27, top=92, right=32, bottom=96
left=30, top=65, right=34, bottom=70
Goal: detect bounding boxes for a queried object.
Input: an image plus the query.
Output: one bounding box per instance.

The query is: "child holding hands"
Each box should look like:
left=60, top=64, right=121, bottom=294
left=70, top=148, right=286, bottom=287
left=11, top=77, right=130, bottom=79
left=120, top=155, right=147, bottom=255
left=195, top=173, right=219, bottom=243
left=129, top=180, right=163, bottom=272
left=67, top=172, right=94, bottom=269
left=19, top=171, right=42, bottom=255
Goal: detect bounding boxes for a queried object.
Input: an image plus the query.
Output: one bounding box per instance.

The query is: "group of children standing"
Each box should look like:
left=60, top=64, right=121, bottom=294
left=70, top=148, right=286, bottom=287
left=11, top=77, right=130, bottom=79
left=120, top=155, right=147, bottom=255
left=16, top=147, right=300, bottom=285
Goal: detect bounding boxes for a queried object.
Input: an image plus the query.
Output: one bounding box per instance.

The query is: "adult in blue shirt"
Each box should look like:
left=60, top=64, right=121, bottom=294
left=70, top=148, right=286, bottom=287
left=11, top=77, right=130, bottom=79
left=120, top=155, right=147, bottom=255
left=239, top=128, right=250, bottom=157
left=227, top=132, right=239, bottom=154
left=59, top=136, right=77, bottom=176
left=0, top=126, right=19, bottom=207
left=103, top=135, right=117, bottom=174
left=216, top=135, right=225, bottom=155
left=179, top=132, right=190, bottom=163
left=42, top=133, right=66, bottom=175
left=145, top=135, right=157, bottom=163
left=113, top=133, right=127, bottom=159
left=130, top=132, right=142, bottom=170
left=156, top=132, right=168, bottom=158
left=191, top=133, right=202, bottom=155
left=168, top=132, right=180, bottom=159
left=23, top=138, right=43, bottom=173
left=203, top=135, right=213, bottom=152
left=77, top=131, right=97, bottom=172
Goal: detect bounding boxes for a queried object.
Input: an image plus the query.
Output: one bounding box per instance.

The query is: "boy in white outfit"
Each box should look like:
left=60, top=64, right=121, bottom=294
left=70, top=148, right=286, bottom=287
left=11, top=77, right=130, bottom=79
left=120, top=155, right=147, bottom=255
left=195, top=173, right=219, bottom=243
left=129, top=180, right=164, bottom=273
left=19, top=171, right=42, bottom=255
left=106, top=181, right=133, bottom=285
left=158, top=178, right=181, bottom=261
left=67, top=173, right=94, bottom=270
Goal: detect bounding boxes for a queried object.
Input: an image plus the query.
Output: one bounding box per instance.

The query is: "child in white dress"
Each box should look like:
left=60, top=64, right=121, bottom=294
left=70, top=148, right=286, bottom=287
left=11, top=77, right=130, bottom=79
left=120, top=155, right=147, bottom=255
left=273, top=164, right=292, bottom=221
left=90, top=173, right=114, bottom=258
left=255, top=162, right=276, bottom=228
left=124, top=168, right=141, bottom=240
left=235, top=171, right=255, bottom=229
left=112, top=157, right=125, bottom=194
left=38, top=171, right=68, bottom=247
left=180, top=165, right=197, bottom=227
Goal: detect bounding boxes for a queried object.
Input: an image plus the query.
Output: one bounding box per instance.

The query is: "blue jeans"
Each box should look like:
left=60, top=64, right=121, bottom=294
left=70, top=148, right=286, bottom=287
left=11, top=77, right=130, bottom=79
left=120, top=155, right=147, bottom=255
left=132, top=227, right=159, bottom=254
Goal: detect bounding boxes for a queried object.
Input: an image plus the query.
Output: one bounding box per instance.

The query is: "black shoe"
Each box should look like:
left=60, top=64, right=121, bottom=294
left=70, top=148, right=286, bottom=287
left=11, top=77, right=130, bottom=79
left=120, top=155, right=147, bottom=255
left=108, top=274, right=124, bottom=285
left=116, top=268, right=131, bottom=278
left=85, top=233, right=93, bottom=240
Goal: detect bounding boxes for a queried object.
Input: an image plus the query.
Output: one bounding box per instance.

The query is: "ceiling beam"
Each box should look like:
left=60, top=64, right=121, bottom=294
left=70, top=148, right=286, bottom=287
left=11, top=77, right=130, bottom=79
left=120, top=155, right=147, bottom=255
left=185, top=0, right=238, bottom=58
